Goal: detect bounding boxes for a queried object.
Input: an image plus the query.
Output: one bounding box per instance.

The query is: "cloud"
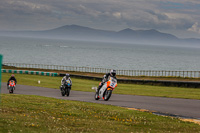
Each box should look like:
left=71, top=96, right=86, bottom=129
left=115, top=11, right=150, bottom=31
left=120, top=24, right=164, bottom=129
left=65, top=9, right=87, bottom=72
left=0, top=0, right=200, bottom=38
left=3, top=0, right=52, bottom=13
left=113, top=12, right=122, bottom=19
left=188, top=22, right=200, bottom=34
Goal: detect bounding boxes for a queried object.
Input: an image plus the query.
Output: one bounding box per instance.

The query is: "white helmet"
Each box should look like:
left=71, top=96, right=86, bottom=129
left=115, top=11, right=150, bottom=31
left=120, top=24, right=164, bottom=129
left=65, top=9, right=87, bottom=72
left=65, top=73, right=70, bottom=78
left=110, top=69, right=116, bottom=77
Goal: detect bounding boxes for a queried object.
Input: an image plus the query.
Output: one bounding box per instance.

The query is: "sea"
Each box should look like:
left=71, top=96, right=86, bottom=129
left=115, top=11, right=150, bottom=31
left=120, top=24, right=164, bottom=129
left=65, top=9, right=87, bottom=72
left=0, top=36, right=200, bottom=71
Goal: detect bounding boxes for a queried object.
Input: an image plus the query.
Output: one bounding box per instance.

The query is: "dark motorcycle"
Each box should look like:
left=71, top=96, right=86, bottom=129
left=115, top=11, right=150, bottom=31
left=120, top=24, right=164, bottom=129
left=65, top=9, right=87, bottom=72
left=60, top=80, right=71, bottom=97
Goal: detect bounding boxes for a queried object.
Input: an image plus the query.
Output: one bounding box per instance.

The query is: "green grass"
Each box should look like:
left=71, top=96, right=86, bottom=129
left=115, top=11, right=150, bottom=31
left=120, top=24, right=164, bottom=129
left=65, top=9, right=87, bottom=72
left=2, top=73, right=200, bottom=99
left=1, top=94, right=200, bottom=133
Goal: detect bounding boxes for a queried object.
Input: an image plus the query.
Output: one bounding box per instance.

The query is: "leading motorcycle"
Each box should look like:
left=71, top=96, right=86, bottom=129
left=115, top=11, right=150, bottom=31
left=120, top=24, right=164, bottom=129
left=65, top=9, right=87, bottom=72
left=60, top=79, right=71, bottom=97
left=8, top=80, right=16, bottom=93
left=94, top=77, right=117, bottom=101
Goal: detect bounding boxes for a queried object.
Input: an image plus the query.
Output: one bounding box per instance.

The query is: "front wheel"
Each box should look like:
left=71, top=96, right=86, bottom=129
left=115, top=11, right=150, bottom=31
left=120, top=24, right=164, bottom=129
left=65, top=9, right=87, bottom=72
left=94, top=93, right=100, bottom=100
left=61, top=88, right=65, bottom=96
left=9, top=87, right=14, bottom=94
left=66, top=88, right=70, bottom=96
left=104, top=90, right=112, bottom=101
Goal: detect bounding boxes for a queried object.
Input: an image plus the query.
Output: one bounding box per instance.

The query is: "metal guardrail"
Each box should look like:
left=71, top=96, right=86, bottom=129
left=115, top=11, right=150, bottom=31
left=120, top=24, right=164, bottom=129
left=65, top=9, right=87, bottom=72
left=3, top=63, right=200, bottom=78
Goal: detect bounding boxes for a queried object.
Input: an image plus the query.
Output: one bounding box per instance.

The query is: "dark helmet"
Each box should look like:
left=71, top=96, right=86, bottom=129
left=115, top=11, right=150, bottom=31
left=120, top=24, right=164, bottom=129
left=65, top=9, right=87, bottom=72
left=110, top=69, right=116, bottom=77
left=65, top=73, right=70, bottom=78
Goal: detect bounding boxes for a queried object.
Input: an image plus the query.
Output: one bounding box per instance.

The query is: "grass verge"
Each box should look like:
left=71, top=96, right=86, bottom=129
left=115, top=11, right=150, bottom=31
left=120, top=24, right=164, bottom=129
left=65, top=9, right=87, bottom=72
left=0, top=94, right=200, bottom=133
left=2, top=73, right=200, bottom=99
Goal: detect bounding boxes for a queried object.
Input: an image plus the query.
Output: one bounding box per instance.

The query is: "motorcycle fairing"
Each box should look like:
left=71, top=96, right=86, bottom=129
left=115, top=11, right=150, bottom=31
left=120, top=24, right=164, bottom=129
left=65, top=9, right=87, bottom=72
left=99, top=77, right=117, bottom=98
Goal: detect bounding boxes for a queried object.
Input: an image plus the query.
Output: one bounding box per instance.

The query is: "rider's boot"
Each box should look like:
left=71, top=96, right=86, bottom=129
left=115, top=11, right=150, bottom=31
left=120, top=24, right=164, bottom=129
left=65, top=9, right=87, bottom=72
left=60, top=85, right=63, bottom=91
left=96, top=83, right=103, bottom=96
left=96, top=86, right=100, bottom=95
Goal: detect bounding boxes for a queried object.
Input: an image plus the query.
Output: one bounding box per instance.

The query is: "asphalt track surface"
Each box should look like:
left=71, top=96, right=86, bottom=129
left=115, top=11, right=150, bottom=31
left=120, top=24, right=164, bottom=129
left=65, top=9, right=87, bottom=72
left=1, top=82, right=200, bottom=119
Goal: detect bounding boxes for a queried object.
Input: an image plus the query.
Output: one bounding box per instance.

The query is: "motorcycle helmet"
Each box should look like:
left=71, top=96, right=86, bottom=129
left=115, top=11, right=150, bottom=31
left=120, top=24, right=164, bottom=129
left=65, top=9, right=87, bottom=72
left=11, top=74, right=15, bottom=77
left=110, top=69, right=116, bottom=77
left=65, top=73, right=70, bottom=79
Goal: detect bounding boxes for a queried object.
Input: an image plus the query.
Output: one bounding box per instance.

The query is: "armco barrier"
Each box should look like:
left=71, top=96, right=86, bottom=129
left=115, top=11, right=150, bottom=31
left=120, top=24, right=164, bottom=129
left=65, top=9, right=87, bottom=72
left=2, top=69, right=58, bottom=77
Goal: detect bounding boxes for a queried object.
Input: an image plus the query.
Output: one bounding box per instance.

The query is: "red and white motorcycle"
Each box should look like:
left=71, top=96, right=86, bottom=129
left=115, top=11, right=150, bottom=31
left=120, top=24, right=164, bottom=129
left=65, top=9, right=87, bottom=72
left=8, top=80, right=16, bottom=93
left=94, top=77, right=117, bottom=101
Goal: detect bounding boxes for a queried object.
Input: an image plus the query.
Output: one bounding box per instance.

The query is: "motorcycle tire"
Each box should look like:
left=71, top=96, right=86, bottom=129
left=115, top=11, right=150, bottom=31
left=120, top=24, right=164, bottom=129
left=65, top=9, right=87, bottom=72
left=104, top=90, right=112, bottom=101
left=9, top=88, right=13, bottom=94
left=94, top=93, right=100, bottom=100
left=61, top=88, right=66, bottom=96
left=66, top=88, right=70, bottom=96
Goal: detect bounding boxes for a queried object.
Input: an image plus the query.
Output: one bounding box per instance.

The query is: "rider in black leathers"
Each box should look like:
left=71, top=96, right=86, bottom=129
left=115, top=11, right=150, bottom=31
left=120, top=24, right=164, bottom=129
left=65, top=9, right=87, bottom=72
left=7, top=74, right=17, bottom=88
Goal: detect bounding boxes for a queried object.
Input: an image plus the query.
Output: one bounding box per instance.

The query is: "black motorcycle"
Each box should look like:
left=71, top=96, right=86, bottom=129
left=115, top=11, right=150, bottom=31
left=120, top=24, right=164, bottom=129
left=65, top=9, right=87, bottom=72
left=60, top=80, right=71, bottom=97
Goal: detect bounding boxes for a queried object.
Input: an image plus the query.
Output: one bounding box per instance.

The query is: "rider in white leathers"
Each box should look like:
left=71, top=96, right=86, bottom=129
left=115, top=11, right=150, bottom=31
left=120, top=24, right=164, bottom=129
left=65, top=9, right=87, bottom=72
left=61, top=73, right=72, bottom=88
left=96, top=69, right=116, bottom=95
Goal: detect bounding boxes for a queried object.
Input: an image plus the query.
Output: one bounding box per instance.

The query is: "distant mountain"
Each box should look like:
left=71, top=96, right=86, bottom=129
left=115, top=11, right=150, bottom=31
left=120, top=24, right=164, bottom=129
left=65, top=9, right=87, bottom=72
left=42, top=25, right=116, bottom=40
left=116, top=28, right=178, bottom=43
left=0, top=24, right=199, bottom=45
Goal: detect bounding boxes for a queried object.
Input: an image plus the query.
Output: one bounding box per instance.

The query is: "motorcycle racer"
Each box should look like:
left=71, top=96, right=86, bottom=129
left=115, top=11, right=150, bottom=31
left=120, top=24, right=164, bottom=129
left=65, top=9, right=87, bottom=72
left=61, top=73, right=72, bottom=87
left=96, top=69, right=117, bottom=95
left=7, top=74, right=17, bottom=89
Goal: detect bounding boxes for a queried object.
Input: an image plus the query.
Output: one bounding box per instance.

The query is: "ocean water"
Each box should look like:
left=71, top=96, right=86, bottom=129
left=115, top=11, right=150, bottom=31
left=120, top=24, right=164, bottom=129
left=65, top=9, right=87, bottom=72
left=0, top=36, right=200, bottom=71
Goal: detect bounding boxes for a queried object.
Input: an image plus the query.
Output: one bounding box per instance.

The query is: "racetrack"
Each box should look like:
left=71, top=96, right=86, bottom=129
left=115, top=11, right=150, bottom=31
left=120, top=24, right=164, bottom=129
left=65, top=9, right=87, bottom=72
left=1, top=82, right=200, bottom=119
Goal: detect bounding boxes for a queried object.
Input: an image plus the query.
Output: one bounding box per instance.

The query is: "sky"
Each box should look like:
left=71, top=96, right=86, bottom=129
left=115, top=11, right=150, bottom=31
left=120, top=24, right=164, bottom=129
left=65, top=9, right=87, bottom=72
left=1, top=0, right=200, bottom=39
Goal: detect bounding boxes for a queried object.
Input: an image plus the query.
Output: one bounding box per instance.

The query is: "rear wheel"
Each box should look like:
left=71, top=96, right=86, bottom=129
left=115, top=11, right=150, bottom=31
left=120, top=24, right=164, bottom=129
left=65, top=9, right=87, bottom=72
left=104, top=90, right=112, bottom=101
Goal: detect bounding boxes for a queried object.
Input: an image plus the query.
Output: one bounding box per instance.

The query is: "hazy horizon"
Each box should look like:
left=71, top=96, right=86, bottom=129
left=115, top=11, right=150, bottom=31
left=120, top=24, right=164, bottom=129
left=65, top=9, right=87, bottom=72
left=0, top=24, right=199, bottom=47
left=0, top=24, right=200, bottom=40
left=0, top=33, right=200, bottom=50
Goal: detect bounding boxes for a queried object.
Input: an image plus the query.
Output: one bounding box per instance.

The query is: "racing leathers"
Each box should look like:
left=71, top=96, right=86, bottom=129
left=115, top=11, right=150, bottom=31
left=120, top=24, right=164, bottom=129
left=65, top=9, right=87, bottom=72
left=61, top=76, right=72, bottom=89
left=96, top=73, right=116, bottom=94
left=7, top=76, right=17, bottom=89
